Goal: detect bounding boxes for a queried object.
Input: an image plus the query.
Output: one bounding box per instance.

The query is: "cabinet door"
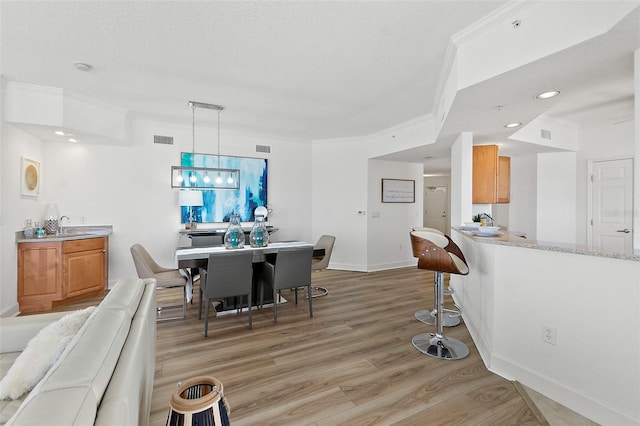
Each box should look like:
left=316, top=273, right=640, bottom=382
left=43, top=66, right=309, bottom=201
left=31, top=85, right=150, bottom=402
left=63, top=238, right=106, bottom=298
left=18, top=242, right=63, bottom=312
left=473, top=145, right=498, bottom=203
left=497, top=156, right=511, bottom=203
left=63, top=249, right=105, bottom=298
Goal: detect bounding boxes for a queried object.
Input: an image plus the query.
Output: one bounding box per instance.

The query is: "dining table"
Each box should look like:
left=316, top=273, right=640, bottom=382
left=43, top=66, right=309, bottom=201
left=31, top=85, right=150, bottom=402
left=175, top=241, right=324, bottom=307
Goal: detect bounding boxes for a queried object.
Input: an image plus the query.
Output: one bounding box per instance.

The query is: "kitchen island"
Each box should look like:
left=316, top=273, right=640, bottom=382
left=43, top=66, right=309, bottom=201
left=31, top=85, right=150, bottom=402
left=449, top=227, right=639, bottom=425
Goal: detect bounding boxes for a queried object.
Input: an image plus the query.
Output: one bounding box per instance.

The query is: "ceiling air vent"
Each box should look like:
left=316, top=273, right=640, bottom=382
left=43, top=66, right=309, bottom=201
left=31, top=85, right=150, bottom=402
left=256, top=144, right=271, bottom=153
left=540, top=129, right=552, bottom=140
left=154, top=135, right=174, bottom=145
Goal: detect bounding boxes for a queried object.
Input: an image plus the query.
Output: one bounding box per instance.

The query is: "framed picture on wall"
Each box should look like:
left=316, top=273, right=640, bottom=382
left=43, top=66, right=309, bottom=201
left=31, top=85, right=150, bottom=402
left=178, top=152, right=268, bottom=223
left=21, top=157, right=40, bottom=197
left=381, top=178, right=414, bottom=203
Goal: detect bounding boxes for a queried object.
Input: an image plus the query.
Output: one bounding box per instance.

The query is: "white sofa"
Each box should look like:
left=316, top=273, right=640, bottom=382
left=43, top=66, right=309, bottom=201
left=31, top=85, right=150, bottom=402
left=0, top=277, right=156, bottom=425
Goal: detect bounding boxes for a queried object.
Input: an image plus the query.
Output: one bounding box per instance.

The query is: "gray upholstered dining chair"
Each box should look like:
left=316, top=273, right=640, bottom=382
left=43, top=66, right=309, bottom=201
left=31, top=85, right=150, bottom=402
left=130, top=243, right=189, bottom=322
left=260, top=246, right=313, bottom=323
left=199, top=250, right=254, bottom=337
left=309, top=234, right=335, bottom=297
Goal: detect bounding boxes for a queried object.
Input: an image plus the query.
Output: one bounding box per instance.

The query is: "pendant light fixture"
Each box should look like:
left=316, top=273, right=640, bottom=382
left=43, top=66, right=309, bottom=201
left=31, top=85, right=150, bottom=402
left=171, top=101, right=240, bottom=189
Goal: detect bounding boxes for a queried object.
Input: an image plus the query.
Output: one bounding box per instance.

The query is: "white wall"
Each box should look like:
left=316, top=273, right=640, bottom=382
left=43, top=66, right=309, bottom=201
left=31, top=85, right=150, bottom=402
left=635, top=49, right=640, bottom=255
left=1, top=124, right=46, bottom=316
left=311, top=138, right=369, bottom=271
left=367, top=159, right=423, bottom=271
left=450, top=132, right=473, bottom=228
left=1, top=117, right=313, bottom=315
left=508, top=154, right=538, bottom=239
left=452, top=232, right=640, bottom=425
left=537, top=152, right=577, bottom=244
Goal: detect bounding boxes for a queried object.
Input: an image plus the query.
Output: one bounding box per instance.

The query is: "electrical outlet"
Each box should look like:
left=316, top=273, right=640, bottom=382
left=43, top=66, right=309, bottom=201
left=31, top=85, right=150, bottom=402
left=542, top=326, right=557, bottom=345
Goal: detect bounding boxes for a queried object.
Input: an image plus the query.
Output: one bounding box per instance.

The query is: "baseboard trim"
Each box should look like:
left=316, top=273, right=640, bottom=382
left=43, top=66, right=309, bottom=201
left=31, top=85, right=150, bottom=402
left=1, top=303, right=20, bottom=318
left=512, top=381, right=549, bottom=426
left=490, top=355, right=640, bottom=426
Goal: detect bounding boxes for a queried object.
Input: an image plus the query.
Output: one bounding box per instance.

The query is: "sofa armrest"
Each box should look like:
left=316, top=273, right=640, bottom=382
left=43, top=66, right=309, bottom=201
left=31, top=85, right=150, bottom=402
left=0, top=312, right=69, bottom=353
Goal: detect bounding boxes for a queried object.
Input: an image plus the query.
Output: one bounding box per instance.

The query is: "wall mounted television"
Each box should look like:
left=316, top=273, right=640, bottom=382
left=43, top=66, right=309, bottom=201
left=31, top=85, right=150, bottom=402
left=179, top=152, right=268, bottom=223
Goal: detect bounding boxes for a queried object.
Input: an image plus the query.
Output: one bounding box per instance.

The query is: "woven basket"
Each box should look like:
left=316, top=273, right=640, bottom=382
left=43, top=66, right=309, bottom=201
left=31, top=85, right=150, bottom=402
left=166, top=376, right=230, bottom=426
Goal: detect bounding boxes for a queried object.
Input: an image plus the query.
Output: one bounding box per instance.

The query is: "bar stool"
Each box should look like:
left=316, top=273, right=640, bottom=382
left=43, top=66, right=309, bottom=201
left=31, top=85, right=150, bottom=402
left=410, top=229, right=461, bottom=327
left=410, top=232, right=470, bottom=360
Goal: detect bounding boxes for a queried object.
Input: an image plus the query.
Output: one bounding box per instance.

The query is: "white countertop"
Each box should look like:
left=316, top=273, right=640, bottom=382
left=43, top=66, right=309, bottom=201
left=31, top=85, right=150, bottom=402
left=452, top=226, right=639, bottom=262
left=15, top=225, right=113, bottom=243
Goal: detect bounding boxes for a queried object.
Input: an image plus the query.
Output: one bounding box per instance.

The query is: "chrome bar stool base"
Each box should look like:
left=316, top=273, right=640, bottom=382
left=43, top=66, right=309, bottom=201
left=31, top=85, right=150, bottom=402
left=307, top=286, right=328, bottom=298
left=412, top=333, right=469, bottom=360
left=414, top=309, right=460, bottom=327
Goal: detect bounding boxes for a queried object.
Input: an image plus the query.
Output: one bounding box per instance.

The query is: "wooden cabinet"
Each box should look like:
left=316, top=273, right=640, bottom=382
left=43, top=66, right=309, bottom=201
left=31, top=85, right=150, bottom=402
left=472, top=145, right=510, bottom=204
left=18, top=237, right=108, bottom=313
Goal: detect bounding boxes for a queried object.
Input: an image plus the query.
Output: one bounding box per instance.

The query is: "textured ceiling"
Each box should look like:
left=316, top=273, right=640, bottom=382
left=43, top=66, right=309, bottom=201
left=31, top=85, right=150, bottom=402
left=1, top=1, right=638, bottom=175
left=1, top=0, right=507, bottom=139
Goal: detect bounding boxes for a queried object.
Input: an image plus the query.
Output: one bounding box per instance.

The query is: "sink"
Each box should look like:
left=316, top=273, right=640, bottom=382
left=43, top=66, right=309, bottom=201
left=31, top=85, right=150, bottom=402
left=54, top=228, right=92, bottom=237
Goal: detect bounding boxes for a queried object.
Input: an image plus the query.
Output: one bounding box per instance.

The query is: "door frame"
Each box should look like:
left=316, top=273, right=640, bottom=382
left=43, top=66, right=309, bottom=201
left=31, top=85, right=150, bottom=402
left=586, top=156, right=634, bottom=250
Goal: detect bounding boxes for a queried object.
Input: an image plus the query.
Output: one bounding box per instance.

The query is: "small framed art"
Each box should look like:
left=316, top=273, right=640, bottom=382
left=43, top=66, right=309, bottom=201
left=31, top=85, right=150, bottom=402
left=381, top=178, right=414, bottom=203
left=21, top=157, right=40, bottom=197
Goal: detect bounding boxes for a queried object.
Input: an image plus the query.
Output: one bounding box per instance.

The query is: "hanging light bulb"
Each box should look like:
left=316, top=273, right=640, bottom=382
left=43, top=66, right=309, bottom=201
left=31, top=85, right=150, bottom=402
left=189, top=172, right=197, bottom=183
left=215, top=173, right=223, bottom=184
left=176, top=174, right=184, bottom=183
left=203, top=172, right=210, bottom=183
left=227, top=173, right=234, bottom=184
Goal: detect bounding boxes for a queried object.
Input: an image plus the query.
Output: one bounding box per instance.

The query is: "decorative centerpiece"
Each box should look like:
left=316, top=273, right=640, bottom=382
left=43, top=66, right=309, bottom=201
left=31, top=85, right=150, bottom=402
left=224, top=215, right=245, bottom=249
left=249, top=214, right=269, bottom=248
left=166, top=376, right=230, bottom=426
left=44, top=203, right=59, bottom=235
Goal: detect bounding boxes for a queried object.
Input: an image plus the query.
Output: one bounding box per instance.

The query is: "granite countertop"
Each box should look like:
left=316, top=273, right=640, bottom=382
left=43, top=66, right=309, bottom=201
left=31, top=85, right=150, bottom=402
left=452, top=226, right=640, bottom=262
left=16, top=225, right=113, bottom=243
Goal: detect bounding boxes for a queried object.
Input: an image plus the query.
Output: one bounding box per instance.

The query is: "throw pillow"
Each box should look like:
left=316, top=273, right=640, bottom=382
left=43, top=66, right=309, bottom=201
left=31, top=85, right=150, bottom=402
left=0, top=306, right=96, bottom=400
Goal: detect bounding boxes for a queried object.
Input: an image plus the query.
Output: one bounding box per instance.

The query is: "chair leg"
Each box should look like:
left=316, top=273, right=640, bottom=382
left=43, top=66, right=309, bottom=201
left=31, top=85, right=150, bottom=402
left=198, top=286, right=203, bottom=320
left=204, top=297, right=210, bottom=337
left=182, top=286, right=187, bottom=319
left=307, top=285, right=313, bottom=318
left=247, top=293, right=252, bottom=330
left=273, top=288, right=278, bottom=323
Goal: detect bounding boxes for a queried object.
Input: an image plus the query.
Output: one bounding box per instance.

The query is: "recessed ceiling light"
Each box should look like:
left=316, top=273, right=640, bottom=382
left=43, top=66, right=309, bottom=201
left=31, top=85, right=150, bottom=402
left=535, top=90, right=560, bottom=99
left=54, top=130, right=65, bottom=136
left=505, top=122, right=521, bottom=128
left=68, top=138, right=78, bottom=143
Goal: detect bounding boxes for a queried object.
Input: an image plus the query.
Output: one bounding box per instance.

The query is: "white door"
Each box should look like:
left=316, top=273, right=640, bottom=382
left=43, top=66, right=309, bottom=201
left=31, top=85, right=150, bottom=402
left=424, top=186, right=448, bottom=234
left=592, top=159, right=633, bottom=255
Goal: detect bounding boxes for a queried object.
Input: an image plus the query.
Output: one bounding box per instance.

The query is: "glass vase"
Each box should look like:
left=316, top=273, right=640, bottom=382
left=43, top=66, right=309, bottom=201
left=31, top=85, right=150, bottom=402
left=23, top=219, right=35, bottom=239
left=224, top=215, right=245, bottom=249
left=249, top=215, right=269, bottom=248
left=44, top=203, right=59, bottom=235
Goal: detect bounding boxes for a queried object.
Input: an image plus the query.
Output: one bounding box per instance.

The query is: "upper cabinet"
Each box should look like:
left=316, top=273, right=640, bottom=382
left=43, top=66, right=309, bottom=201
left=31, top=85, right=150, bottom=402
left=473, top=145, right=510, bottom=204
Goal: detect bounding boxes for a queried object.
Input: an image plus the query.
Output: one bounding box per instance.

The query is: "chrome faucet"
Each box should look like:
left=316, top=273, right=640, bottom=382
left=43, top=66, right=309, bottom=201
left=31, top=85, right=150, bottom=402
left=59, top=215, right=70, bottom=234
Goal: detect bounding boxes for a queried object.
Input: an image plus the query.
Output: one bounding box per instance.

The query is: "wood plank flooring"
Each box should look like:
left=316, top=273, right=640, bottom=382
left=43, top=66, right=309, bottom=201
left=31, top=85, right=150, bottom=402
left=147, top=267, right=544, bottom=425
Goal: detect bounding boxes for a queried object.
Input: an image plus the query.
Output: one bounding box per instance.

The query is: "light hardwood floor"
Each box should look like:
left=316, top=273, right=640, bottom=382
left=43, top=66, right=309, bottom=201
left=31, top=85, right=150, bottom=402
left=147, top=267, right=547, bottom=425
left=49, top=266, right=600, bottom=425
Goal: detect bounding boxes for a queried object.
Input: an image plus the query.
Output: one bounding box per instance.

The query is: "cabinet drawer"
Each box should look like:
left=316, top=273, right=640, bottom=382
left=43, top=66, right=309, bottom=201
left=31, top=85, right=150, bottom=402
left=63, top=237, right=105, bottom=254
